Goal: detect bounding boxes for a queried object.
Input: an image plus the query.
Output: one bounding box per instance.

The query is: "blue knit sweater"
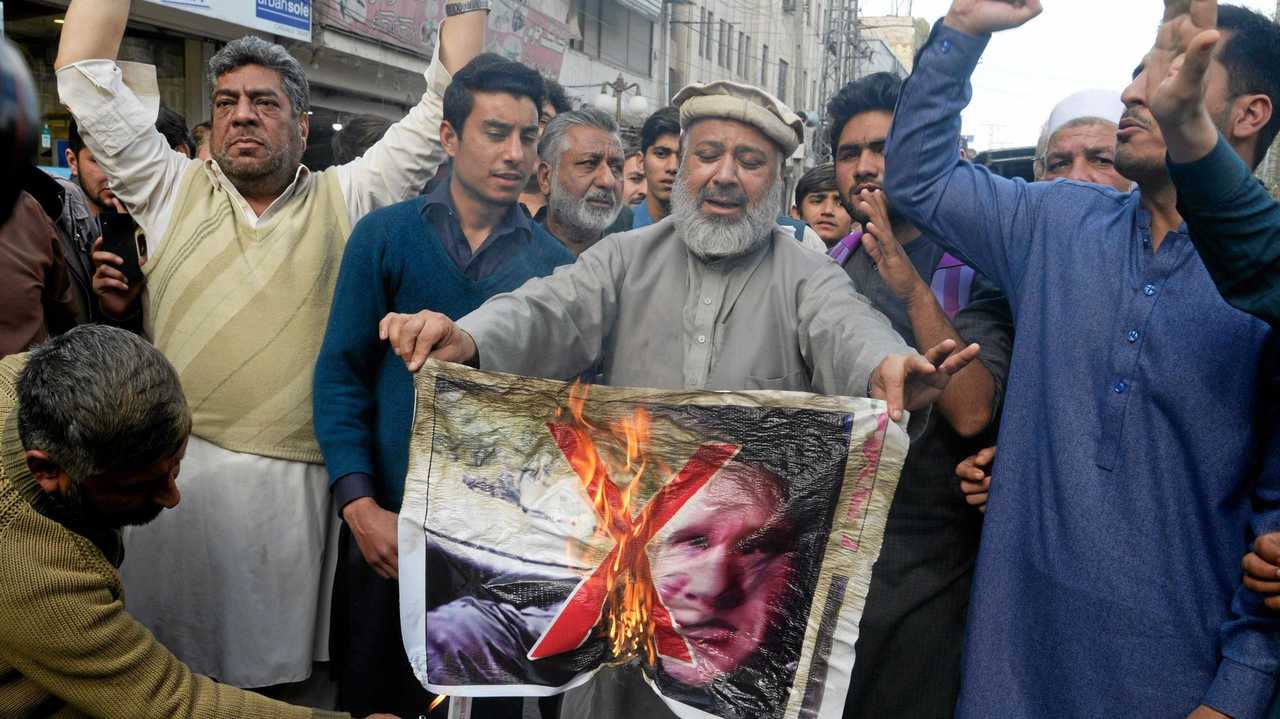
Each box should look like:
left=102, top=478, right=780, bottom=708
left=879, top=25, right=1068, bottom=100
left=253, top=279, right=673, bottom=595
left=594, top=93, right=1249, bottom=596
left=313, top=196, right=574, bottom=511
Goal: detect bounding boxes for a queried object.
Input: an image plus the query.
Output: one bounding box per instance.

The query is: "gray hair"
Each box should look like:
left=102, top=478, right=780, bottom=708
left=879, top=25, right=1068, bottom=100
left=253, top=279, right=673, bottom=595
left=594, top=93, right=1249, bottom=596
left=208, top=36, right=310, bottom=116
left=17, top=326, right=191, bottom=485
left=538, top=107, right=620, bottom=171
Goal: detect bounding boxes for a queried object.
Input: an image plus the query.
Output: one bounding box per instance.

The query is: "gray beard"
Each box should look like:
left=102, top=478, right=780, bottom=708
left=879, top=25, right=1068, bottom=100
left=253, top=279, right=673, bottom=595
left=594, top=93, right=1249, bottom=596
left=670, top=169, right=783, bottom=260
left=548, top=177, right=623, bottom=235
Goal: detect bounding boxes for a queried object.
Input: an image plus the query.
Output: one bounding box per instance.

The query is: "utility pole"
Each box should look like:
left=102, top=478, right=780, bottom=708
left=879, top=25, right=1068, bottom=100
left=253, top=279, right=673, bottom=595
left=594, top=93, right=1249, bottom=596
left=812, top=0, right=862, bottom=161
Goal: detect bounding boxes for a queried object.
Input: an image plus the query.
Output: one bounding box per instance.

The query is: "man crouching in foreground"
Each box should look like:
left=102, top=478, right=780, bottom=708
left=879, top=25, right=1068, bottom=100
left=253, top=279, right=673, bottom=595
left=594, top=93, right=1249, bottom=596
left=0, top=325, right=391, bottom=719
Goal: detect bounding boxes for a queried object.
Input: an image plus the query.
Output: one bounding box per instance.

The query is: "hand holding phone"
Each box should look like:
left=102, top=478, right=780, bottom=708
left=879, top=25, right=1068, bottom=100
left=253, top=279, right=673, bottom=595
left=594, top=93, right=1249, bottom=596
left=98, top=211, right=143, bottom=284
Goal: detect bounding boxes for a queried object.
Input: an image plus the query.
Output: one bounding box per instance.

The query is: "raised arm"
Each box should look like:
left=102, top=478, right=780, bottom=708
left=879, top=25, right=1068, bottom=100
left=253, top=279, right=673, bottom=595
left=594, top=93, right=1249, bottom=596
left=855, top=189, right=1007, bottom=436
left=53, top=0, right=128, bottom=68
left=334, top=8, right=489, bottom=221
left=54, top=0, right=192, bottom=248
left=883, top=1, right=1046, bottom=299
left=1143, top=0, right=1280, bottom=326
left=1167, top=138, right=1280, bottom=326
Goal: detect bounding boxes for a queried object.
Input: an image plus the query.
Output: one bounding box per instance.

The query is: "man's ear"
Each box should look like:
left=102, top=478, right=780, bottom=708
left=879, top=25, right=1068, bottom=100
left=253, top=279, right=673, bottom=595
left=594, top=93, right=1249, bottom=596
left=65, top=149, right=79, bottom=173
left=441, top=121, right=460, bottom=159
left=1228, top=93, right=1273, bottom=163
left=297, top=110, right=310, bottom=145
left=25, top=450, right=69, bottom=495
left=537, top=161, right=552, bottom=196
left=789, top=205, right=803, bottom=221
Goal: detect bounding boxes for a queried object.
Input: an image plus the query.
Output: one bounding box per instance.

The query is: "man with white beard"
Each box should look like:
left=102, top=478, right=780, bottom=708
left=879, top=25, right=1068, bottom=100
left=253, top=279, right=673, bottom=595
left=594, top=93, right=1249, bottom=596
left=533, top=108, right=630, bottom=255
left=378, top=80, right=982, bottom=718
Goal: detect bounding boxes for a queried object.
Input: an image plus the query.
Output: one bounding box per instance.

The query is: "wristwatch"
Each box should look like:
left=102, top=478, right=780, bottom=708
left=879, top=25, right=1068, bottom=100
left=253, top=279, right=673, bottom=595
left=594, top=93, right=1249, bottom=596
left=445, top=0, right=491, bottom=15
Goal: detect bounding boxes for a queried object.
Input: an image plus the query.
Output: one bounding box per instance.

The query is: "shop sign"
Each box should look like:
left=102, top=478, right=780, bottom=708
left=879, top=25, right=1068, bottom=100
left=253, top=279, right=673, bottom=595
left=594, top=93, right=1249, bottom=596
left=319, top=0, right=570, bottom=77
left=146, top=0, right=312, bottom=41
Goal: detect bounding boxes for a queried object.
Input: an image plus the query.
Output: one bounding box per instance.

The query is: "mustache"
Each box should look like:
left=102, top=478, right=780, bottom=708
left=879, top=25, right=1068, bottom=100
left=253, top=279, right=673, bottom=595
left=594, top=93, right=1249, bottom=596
left=699, top=185, right=750, bottom=207
left=583, top=187, right=617, bottom=206
left=1119, top=109, right=1151, bottom=130
left=224, top=131, right=270, bottom=146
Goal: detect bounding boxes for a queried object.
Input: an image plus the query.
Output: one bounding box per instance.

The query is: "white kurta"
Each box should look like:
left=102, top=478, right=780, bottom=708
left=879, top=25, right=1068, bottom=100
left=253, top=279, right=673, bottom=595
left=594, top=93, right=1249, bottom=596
left=121, top=437, right=339, bottom=686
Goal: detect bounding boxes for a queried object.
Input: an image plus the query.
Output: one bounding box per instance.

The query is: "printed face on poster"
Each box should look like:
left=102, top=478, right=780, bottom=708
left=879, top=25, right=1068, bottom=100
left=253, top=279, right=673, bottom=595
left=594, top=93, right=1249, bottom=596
left=145, top=0, right=312, bottom=42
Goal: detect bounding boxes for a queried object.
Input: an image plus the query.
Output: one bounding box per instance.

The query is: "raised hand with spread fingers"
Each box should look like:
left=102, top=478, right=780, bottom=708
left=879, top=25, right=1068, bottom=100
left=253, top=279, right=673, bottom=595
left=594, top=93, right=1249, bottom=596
left=1144, top=0, right=1223, bottom=162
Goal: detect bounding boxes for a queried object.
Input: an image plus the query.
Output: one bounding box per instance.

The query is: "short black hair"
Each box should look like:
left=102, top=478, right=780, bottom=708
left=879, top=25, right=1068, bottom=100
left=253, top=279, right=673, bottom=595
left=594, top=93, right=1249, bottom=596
left=640, top=106, right=680, bottom=155
left=331, top=114, right=393, bottom=165
left=794, top=163, right=840, bottom=208
left=825, top=72, right=901, bottom=158
left=68, top=117, right=85, bottom=157
left=155, top=105, right=195, bottom=157
left=443, top=53, right=546, bottom=138
left=544, top=78, right=573, bottom=114
left=1216, top=5, right=1280, bottom=168
left=70, top=108, right=195, bottom=158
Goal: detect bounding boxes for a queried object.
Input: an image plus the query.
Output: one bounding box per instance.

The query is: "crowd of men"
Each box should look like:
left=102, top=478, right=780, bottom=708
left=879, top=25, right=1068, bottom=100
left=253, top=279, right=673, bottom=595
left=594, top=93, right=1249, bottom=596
left=0, top=0, right=1278, bottom=717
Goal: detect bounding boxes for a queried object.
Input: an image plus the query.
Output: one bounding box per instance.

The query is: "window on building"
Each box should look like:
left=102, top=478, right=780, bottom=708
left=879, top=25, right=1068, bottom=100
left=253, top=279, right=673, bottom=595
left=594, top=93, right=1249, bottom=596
left=717, top=20, right=726, bottom=68
left=737, top=30, right=745, bottom=76
left=707, top=11, right=716, bottom=61
left=699, top=7, right=707, bottom=59
left=761, top=44, right=769, bottom=86
left=778, top=58, right=789, bottom=104
left=726, top=23, right=734, bottom=69
left=571, top=0, right=654, bottom=76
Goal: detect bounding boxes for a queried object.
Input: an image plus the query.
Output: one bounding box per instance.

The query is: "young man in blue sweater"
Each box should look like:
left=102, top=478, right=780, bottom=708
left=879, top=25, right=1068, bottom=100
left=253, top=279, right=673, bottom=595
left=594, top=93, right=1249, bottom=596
left=312, top=54, right=574, bottom=719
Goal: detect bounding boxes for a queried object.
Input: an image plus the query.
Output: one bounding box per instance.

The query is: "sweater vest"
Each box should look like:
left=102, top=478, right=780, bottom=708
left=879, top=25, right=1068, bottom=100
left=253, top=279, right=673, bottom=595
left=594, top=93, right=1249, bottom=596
left=144, top=164, right=351, bottom=464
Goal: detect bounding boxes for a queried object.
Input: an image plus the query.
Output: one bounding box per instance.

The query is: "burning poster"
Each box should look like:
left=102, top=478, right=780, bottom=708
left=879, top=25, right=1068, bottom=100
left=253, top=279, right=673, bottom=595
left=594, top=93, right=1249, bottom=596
left=398, top=361, right=908, bottom=719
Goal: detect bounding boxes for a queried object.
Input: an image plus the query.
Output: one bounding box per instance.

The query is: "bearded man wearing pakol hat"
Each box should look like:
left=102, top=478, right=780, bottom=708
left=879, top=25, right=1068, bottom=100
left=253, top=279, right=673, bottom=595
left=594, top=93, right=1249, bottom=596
left=377, top=81, right=986, bottom=715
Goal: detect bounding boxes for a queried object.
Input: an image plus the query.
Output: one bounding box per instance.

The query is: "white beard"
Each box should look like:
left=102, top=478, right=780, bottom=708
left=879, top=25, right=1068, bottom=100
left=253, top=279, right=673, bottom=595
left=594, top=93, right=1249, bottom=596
left=548, top=173, right=623, bottom=235
left=670, top=167, right=783, bottom=260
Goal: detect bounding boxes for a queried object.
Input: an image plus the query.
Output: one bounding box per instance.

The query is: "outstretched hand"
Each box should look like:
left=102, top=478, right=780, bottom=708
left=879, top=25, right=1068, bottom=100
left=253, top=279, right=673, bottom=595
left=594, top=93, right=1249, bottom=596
left=870, top=339, right=982, bottom=421
left=943, top=0, right=1043, bottom=37
left=380, top=310, right=478, bottom=372
left=1144, top=0, right=1222, bottom=162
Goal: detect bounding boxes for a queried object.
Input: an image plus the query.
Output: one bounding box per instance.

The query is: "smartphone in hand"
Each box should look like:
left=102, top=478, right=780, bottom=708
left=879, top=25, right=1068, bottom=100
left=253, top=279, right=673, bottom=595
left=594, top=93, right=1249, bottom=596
left=99, top=211, right=144, bottom=284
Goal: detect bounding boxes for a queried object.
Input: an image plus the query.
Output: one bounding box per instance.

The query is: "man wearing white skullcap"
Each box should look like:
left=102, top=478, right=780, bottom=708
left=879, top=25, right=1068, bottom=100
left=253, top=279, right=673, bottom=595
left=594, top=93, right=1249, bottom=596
left=376, top=79, right=984, bottom=719
left=1033, top=89, right=1132, bottom=191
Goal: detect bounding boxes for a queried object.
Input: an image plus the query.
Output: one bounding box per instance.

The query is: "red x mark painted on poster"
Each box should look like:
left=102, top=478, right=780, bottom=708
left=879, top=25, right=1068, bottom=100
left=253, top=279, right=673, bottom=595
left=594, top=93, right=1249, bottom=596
left=527, top=422, right=738, bottom=664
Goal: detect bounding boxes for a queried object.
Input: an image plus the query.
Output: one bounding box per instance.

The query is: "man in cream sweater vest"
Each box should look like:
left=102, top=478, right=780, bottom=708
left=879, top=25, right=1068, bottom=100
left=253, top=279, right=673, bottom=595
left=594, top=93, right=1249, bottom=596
left=54, top=0, right=487, bottom=698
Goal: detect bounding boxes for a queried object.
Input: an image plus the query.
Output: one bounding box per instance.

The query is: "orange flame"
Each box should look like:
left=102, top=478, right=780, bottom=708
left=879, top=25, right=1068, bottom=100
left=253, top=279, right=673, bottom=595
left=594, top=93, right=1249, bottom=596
left=561, top=382, right=663, bottom=664
left=427, top=694, right=447, bottom=712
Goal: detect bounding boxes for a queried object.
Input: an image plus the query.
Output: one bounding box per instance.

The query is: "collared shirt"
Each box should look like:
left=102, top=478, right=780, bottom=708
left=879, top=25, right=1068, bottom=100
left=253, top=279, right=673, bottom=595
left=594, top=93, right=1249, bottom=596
left=631, top=199, right=655, bottom=228
left=888, top=22, right=1279, bottom=719
left=1168, top=136, right=1280, bottom=327
left=55, top=35, right=453, bottom=255
left=422, top=178, right=536, bottom=281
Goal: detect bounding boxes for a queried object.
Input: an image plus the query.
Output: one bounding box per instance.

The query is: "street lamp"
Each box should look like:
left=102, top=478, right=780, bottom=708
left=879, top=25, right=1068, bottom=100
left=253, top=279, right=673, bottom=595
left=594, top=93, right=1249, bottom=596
left=594, top=73, right=646, bottom=121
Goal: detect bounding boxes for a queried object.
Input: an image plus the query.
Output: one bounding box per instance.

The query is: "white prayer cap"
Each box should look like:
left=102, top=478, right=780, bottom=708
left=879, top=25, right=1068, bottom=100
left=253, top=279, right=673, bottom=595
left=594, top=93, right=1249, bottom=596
left=1046, top=89, right=1125, bottom=137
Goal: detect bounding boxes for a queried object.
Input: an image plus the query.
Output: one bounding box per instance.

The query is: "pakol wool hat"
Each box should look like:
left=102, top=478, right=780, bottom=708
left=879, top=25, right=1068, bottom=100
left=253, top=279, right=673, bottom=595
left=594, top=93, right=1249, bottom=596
left=672, top=80, right=804, bottom=156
